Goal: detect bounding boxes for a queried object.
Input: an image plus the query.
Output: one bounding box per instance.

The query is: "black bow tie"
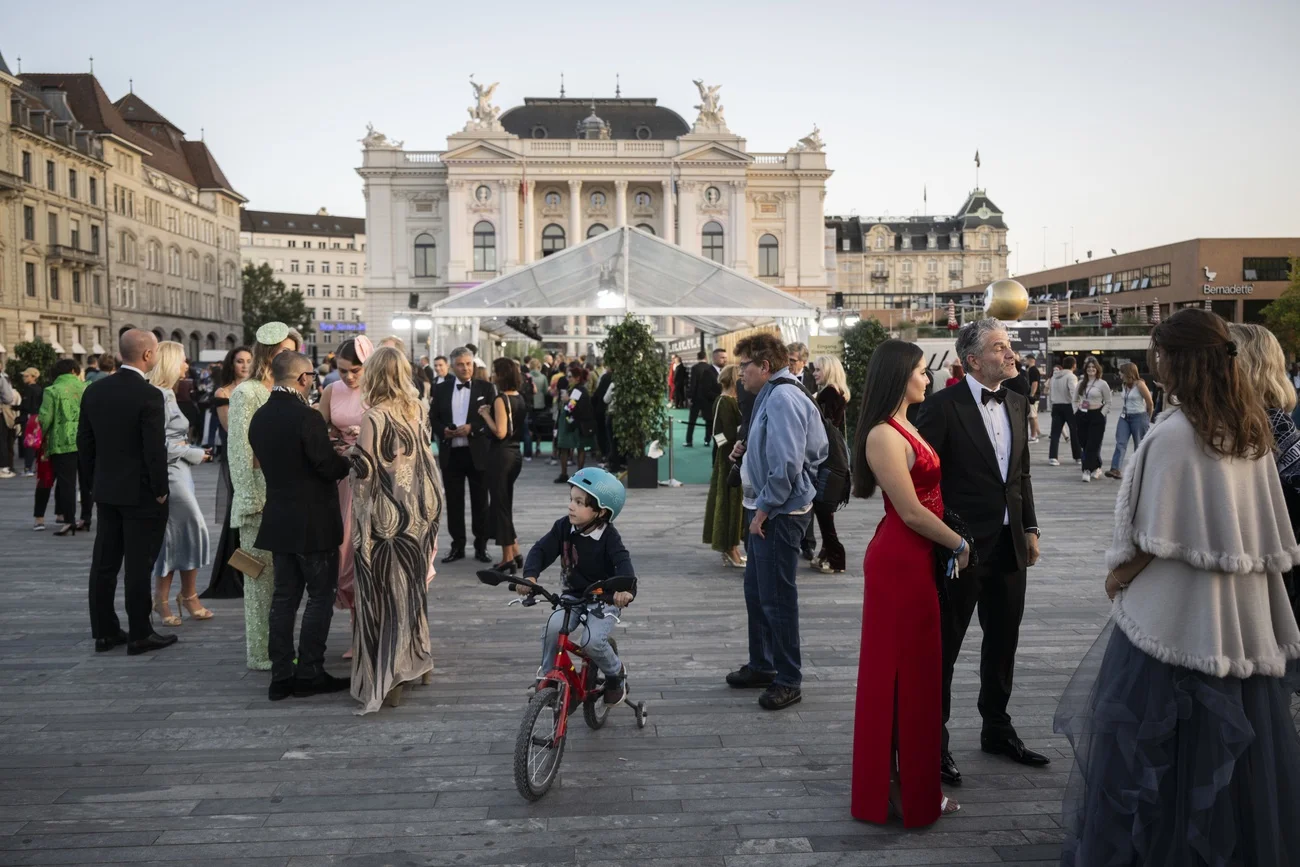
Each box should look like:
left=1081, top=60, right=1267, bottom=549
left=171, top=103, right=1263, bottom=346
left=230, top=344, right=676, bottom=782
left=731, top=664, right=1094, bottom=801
left=981, top=388, right=1007, bottom=405
left=456, top=381, right=471, bottom=391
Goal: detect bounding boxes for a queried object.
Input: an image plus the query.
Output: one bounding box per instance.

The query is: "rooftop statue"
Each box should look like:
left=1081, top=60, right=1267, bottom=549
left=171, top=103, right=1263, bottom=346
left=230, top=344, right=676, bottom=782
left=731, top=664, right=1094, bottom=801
left=360, top=123, right=402, bottom=149
left=691, top=79, right=727, bottom=129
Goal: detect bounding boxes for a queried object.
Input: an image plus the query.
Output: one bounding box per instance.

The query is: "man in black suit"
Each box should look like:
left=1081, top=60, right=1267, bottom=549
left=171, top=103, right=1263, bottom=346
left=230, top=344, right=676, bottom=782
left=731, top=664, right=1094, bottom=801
left=917, top=318, right=1048, bottom=786
left=434, top=346, right=495, bottom=563
left=78, top=329, right=176, bottom=656
left=685, top=348, right=725, bottom=447
left=249, top=352, right=352, bottom=701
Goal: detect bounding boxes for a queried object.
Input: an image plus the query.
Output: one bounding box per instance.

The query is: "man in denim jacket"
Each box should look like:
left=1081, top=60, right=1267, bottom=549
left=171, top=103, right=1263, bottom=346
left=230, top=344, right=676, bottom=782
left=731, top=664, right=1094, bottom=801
left=724, top=333, right=828, bottom=710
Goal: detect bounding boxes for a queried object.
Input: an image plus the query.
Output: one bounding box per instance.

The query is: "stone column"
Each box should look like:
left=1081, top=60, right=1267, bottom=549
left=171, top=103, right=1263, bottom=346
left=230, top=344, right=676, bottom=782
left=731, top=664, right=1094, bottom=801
left=661, top=178, right=675, bottom=244
left=522, top=179, right=536, bottom=263
left=677, top=182, right=698, bottom=256
left=731, top=180, right=749, bottom=274
left=568, top=179, right=582, bottom=246
left=782, top=190, right=799, bottom=286
left=447, top=180, right=468, bottom=284
left=498, top=179, right=515, bottom=272
left=614, top=180, right=628, bottom=228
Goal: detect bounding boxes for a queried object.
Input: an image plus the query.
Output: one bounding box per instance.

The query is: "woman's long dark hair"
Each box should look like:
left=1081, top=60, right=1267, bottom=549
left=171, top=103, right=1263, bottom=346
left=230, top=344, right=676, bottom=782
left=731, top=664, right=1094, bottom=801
left=851, top=339, right=924, bottom=499
left=219, top=345, right=251, bottom=388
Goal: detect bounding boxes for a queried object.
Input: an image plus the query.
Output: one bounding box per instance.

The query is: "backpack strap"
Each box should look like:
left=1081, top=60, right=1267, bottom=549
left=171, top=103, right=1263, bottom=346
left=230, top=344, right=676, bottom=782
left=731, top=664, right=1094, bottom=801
left=770, top=377, right=827, bottom=420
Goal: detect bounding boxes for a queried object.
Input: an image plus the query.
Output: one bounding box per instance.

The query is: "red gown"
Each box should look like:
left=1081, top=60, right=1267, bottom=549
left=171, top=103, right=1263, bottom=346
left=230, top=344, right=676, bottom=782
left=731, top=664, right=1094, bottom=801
left=851, top=418, right=943, bottom=827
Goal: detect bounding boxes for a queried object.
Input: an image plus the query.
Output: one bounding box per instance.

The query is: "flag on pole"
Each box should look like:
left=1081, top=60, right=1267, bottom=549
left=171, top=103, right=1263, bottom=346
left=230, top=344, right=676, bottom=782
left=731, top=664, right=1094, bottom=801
left=974, top=150, right=980, bottom=168
left=923, top=185, right=927, bottom=209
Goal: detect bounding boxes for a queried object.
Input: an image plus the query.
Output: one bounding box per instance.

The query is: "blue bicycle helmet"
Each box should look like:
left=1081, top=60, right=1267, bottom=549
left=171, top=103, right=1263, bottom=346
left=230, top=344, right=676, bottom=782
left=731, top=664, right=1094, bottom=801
left=567, top=467, right=626, bottom=522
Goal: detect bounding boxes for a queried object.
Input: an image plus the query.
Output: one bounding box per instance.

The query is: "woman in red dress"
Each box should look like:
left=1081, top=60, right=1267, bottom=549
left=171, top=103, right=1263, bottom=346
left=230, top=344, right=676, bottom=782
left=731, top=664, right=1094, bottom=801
left=851, top=339, right=969, bottom=827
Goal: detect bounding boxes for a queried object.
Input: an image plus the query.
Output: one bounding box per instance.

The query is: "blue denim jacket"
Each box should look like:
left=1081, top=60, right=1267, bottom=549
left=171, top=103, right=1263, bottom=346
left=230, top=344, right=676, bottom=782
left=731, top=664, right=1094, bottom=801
left=743, top=369, right=828, bottom=517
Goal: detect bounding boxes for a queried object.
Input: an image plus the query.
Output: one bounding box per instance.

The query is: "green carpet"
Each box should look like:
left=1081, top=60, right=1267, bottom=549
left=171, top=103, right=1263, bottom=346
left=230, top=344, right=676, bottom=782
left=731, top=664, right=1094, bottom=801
left=658, top=408, right=715, bottom=485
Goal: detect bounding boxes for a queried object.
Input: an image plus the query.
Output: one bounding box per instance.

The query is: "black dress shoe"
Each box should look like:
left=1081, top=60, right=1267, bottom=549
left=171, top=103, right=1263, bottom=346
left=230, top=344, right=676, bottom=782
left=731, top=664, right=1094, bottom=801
left=473, top=549, right=493, bottom=564
left=126, top=632, right=178, bottom=656
left=981, top=735, right=1051, bottom=766
left=757, top=683, right=802, bottom=711
left=94, top=630, right=129, bottom=653
left=941, top=750, right=962, bottom=786
left=725, top=664, right=776, bottom=689
left=441, top=547, right=465, bottom=564
left=268, top=679, right=295, bottom=701
left=293, top=672, right=351, bottom=697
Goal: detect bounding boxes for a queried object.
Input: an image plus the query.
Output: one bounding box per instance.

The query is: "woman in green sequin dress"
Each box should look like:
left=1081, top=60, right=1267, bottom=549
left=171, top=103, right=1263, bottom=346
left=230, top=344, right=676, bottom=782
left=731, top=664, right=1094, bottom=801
left=228, top=323, right=301, bottom=670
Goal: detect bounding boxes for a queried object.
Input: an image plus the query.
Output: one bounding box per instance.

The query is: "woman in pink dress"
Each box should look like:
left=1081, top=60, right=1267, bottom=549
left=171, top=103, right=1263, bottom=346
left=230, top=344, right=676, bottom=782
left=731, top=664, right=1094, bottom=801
left=319, top=336, right=370, bottom=656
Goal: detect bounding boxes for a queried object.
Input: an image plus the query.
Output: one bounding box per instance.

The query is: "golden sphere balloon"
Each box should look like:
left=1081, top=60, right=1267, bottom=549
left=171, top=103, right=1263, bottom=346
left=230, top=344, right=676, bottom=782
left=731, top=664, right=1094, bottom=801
left=983, top=278, right=1029, bottom=321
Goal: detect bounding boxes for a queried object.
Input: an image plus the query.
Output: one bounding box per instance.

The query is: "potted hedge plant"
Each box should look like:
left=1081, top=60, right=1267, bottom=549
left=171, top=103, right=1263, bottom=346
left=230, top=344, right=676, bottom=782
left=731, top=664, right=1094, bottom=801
left=840, top=316, right=890, bottom=442
left=600, top=316, right=667, bottom=488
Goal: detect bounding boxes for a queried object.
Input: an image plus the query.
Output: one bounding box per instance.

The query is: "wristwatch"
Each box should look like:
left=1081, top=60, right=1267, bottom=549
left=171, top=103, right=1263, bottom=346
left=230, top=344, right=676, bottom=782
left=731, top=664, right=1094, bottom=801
left=1026, top=526, right=1041, bottom=538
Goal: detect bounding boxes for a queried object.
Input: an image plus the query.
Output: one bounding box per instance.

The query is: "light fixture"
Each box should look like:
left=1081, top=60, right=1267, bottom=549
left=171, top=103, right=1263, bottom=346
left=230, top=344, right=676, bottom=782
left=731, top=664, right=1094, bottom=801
left=822, top=316, right=840, bottom=330
left=391, top=317, right=411, bottom=330
left=843, top=313, right=861, bottom=327
left=414, top=318, right=432, bottom=330
left=595, top=289, right=621, bottom=310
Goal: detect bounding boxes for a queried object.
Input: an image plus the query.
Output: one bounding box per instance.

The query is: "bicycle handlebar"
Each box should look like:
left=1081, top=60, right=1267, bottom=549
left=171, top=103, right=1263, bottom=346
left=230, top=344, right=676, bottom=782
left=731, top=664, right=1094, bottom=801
left=477, top=569, right=636, bottom=606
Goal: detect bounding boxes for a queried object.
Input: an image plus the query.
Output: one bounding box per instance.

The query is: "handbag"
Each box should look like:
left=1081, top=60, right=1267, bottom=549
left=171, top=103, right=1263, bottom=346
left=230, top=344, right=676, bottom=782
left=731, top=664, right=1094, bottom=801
left=228, top=548, right=267, bottom=579
left=933, top=508, right=979, bottom=606
left=23, top=416, right=42, bottom=451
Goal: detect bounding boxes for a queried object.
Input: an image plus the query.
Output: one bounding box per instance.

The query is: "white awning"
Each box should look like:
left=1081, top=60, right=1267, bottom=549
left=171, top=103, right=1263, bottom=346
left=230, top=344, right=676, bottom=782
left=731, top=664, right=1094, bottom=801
left=51, top=342, right=65, bottom=354
left=91, top=343, right=105, bottom=355
left=0, top=344, right=6, bottom=354
left=72, top=343, right=87, bottom=355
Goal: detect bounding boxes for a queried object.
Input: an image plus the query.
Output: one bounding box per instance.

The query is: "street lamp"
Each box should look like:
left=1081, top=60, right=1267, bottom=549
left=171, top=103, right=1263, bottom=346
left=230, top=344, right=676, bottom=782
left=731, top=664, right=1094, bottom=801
left=391, top=316, right=414, bottom=362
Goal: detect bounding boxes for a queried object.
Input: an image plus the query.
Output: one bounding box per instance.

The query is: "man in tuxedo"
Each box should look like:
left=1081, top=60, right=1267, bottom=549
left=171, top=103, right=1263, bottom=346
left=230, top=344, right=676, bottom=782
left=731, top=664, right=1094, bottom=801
left=249, top=352, right=352, bottom=701
left=685, top=348, right=726, bottom=448
left=78, top=329, right=176, bottom=655
left=917, top=318, right=1048, bottom=786
left=434, top=346, right=495, bottom=563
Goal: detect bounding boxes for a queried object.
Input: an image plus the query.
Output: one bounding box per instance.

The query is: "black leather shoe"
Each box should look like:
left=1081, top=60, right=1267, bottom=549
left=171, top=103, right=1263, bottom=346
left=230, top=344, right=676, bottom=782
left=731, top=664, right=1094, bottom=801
left=800, top=547, right=816, bottom=562
left=293, top=672, right=351, bottom=697
left=473, top=549, right=493, bottom=564
left=941, top=750, right=962, bottom=786
left=441, top=547, right=465, bottom=564
left=981, top=735, right=1051, bottom=766
left=94, top=630, right=129, bottom=653
left=725, top=664, right=776, bottom=689
left=127, top=632, right=178, bottom=656
left=757, top=684, right=802, bottom=711
left=268, top=679, right=295, bottom=701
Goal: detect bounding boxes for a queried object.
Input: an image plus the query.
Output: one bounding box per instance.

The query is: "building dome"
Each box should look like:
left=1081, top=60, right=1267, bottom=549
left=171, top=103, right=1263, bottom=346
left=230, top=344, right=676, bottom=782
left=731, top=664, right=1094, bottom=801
left=576, top=105, right=610, bottom=140
left=500, top=97, right=690, bottom=141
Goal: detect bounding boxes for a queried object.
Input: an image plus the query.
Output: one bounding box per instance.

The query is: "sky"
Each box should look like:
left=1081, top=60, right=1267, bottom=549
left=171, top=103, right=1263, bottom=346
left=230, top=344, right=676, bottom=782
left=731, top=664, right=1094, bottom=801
left=5, top=0, right=1298, bottom=276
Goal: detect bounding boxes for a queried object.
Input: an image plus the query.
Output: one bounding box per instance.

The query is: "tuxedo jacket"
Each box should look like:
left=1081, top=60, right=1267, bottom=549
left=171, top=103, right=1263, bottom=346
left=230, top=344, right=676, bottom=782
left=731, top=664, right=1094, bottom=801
left=916, top=382, right=1037, bottom=569
left=248, top=390, right=351, bottom=554
left=691, top=363, right=721, bottom=409
left=433, top=376, right=496, bottom=472
left=78, top=368, right=169, bottom=507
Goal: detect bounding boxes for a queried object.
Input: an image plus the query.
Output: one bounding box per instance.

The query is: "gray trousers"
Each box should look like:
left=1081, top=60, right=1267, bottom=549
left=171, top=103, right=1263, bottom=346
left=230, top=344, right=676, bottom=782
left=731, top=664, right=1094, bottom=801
left=540, top=599, right=622, bottom=677
left=269, top=550, right=338, bottom=683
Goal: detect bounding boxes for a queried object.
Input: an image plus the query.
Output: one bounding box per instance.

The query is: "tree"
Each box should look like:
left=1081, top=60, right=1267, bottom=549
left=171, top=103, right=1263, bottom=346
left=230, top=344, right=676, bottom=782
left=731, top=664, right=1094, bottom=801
left=839, top=317, right=891, bottom=442
left=240, top=263, right=313, bottom=345
left=600, top=316, right=667, bottom=459
left=4, top=339, right=59, bottom=385
left=1262, top=257, right=1300, bottom=356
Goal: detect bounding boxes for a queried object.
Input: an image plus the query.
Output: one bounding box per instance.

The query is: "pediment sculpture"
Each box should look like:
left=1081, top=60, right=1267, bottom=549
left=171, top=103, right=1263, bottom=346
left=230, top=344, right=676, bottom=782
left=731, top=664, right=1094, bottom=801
left=465, top=77, right=503, bottom=132
left=360, top=123, right=403, bottom=149
left=796, top=125, right=824, bottom=152
left=691, top=80, right=728, bottom=132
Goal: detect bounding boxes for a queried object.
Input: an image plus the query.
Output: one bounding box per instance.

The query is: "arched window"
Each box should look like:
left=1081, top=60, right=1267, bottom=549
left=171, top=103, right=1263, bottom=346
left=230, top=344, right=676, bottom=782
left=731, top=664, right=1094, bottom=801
left=544, top=191, right=561, bottom=208
left=758, top=234, right=779, bottom=277
left=634, top=191, right=652, bottom=208
left=206, top=333, right=217, bottom=350
left=586, top=223, right=608, bottom=239
left=875, top=234, right=886, bottom=250
left=147, top=240, right=162, bottom=272
left=413, top=232, right=436, bottom=277
left=636, top=223, right=656, bottom=236
left=168, top=246, right=182, bottom=277
left=702, top=221, right=724, bottom=263
left=472, top=221, right=496, bottom=272
left=189, top=332, right=201, bottom=360
left=187, top=250, right=200, bottom=280
left=225, top=334, right=236, bottom=350
left=541, top=223, right=565, bottom=256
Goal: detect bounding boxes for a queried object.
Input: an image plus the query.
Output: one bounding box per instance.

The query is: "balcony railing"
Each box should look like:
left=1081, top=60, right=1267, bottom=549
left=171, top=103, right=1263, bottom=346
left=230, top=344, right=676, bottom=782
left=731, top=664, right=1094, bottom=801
left=870, top=271, right=890, bottom=282
left=0, top=169, right=21, bottom=196
left=46, top=245, right=104, bottom=268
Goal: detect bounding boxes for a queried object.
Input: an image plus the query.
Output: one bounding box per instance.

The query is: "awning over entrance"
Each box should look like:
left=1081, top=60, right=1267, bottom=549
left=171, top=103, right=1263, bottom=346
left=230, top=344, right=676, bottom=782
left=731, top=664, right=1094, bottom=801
left=426, top=226, right=815, bottom=344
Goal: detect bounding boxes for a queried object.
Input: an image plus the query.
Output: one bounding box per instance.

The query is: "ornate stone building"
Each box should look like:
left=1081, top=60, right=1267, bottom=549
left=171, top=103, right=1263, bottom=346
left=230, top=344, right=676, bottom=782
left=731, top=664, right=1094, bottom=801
left=240, top=208, right=366, bottom=360
left=22, top=73, right=245, bottom=359
left=826, top=190, right=1009, bottom=311
left=357, top=79, right=831, bottom=346
left=0, top=53, right=113, bottom=361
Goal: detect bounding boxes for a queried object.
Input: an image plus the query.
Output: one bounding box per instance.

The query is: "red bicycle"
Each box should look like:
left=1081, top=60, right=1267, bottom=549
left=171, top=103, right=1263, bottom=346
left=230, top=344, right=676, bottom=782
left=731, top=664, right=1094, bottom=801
left=478, top=570, right=649, bottom=800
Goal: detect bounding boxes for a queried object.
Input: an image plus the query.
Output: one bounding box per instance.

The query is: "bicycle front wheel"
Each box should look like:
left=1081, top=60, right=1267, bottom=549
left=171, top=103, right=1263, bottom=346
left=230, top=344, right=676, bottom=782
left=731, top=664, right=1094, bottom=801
left=514, top=686, right=566, bottom=801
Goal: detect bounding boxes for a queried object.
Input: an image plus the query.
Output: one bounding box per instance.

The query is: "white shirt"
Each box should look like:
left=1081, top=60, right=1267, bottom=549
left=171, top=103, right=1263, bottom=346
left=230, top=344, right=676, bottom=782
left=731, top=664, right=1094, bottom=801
left=120, top=364, right=146, bottom=379
left=451, top=378, right=472, bottom=448
left=965, top=373, right=1011, bottom=525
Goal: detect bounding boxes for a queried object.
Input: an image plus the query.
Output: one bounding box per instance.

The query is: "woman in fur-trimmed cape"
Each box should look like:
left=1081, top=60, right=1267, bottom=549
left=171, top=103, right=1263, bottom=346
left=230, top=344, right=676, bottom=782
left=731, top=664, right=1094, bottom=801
left=1054, top=308, right=1300, bottom=867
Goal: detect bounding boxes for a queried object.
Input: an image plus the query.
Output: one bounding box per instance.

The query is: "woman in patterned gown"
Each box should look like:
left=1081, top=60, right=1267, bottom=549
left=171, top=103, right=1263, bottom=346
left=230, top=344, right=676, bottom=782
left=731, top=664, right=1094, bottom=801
left=349, top=346, right=442, bottom=714
left=319, top=336, right=371, bottom=659
left=228, top=322, right=301, bottom=670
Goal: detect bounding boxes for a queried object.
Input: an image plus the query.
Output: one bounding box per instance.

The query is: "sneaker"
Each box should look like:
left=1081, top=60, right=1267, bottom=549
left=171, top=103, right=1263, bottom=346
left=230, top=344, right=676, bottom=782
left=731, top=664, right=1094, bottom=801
left=726, top=664, right=776, bottom=689
left=22, top=470, right=35, bottom=477
left=32, top=523, right=45, bottom=532
left=603, top=664, right=627, bottom=706
left=524, top=456, right=533, bottom=462
left=800, top=547, right=815, bottom=562
left=547, top=458, right=558, bottom=466
left=758, top=684, right=802, bottom=711
left=1028, top=437, right=1039, bottom=444
left=1082, top=471, right=1091, bottom=483
left=1092, top=469, right=1104, bottom=480
left=1048, top=458, right=1060, bottom=466
left=0, top=468, right=14, bottom=479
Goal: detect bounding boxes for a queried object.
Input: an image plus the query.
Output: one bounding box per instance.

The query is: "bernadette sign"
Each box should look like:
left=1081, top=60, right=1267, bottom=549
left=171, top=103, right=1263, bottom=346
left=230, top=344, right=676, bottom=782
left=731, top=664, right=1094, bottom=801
left=1202, top=284, right=1254, bottom=296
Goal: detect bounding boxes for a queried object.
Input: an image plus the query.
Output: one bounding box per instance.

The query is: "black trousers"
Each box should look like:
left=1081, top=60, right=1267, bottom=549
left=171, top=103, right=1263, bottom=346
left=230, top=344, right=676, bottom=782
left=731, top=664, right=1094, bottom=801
left=50, top=452, right=90, bottom=524
left=604, top=414, right=624, bottom=472
left=1077, top=410, right=1107, bottom=473
left=442, top=446, right=488, bottom=552
left=941, top=525, right=1026, bottom=751
left=685, top=403, right=713, bottom=446
left=1048, top=403, right=1081, bottom=461
left=489, top=445, right=523, bottom=546
left=88, top=500, right=168, bottom=641
left=269, top=550, right=338, bottom=683
left=812, top=500, right=845, bottom=571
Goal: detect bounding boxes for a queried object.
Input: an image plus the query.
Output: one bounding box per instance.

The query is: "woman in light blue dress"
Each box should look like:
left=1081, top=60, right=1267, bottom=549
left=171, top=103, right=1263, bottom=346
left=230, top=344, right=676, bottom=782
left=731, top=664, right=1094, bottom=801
left=149, top=342, right=213, bottom=626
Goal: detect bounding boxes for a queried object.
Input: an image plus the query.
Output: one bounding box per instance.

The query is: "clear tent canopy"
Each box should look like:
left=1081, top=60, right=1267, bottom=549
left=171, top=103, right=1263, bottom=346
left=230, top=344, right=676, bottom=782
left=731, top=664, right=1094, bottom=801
left=426, top=226, right=816, bottom=349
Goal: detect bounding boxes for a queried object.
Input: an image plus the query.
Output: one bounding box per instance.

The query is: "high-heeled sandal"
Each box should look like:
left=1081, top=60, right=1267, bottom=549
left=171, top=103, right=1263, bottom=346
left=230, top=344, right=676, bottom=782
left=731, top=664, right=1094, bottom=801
left=153, top=597, right=181, bottom=627
left=383, top=684, right=405, bottom=708
left=721, top=552, right=744, bottom=568
left=52, top=524, right=76, bottom=537
left=940, top=794, right=960, bottom=815
left=74, top=520, right=91, bottom=532
left=177, top=593, right=213, bottom=620
left=513, top=554, right=524, bottom=570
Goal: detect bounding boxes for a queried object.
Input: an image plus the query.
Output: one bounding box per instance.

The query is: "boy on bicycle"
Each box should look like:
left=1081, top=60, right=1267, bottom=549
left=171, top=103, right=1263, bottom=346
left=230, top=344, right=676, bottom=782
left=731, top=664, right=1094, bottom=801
left=519, top=467, right=636, bottom=705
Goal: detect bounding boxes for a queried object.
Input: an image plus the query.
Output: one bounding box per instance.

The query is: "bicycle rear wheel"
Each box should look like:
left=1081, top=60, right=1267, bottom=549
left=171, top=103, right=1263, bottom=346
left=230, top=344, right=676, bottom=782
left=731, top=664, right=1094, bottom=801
left=582, top=637, right=618, bottom=730
left=514, top=686, right=566, bottom=800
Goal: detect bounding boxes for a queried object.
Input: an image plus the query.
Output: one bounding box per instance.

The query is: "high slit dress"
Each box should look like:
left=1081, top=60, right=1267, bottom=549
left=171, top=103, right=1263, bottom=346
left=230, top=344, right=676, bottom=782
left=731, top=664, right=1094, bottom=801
left=851, top=418, right=943, bottom=828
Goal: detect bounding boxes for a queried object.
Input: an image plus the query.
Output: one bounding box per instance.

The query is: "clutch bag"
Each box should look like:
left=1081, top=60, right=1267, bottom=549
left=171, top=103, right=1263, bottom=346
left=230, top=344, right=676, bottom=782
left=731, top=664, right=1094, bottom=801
left=228, top=548, right=267, bottom=579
